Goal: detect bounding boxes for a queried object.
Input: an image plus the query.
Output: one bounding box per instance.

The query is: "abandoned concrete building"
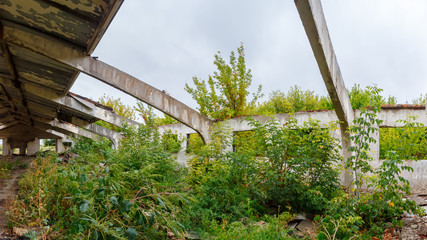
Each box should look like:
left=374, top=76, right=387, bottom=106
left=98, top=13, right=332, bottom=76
left=0, top=0, right=426, bottom=193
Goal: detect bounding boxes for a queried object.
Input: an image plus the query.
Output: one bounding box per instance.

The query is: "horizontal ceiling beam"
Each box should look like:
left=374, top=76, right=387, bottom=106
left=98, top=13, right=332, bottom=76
left=33, top=117, right=101, bottom=141
left=31, top=113, right=121, bottom=147
left=0, top=76, right=138, bottom=128
left=65, top=115, right=122, bottom=147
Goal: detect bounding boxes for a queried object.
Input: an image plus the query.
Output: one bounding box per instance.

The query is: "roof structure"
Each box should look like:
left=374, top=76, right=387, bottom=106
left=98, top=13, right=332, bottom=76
left=0, top=0, right=125, bottom=147
left=0, top=0, right=214, bottom=151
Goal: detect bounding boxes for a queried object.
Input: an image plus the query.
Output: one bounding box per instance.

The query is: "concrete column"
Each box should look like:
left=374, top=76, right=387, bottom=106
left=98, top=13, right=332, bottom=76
left=176, top=135, right=189, bottom=166
left=19, top=147, right=26, bottom=155
left=56, top=138, right=66, bottom=153
left=27, top=138, right=40, bottom=156
left=2, top=138, right=12, bottom=156
left=371, top=125, right=380, bottom=161
left=340, top=127, right=354, bottom=189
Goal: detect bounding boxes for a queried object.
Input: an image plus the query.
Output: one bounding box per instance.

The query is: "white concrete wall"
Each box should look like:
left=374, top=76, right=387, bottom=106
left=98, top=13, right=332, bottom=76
left=158, top=108, right=427, bottom=193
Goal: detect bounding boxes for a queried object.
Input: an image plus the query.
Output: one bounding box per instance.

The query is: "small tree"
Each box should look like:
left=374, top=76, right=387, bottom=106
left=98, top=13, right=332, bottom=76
left=185, top=43, right=263, bottom=120
left=96, top=95, right=136, bottom=131
left=347, top=86, right=383, bottom=197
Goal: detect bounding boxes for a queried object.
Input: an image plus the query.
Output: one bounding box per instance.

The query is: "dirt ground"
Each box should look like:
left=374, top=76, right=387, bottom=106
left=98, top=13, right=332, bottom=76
left=0, top=155, right=33, bottom=239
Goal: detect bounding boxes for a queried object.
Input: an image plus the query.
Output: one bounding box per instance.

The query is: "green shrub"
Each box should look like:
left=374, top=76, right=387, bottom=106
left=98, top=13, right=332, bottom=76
left=320, top=88, right=422, bottom=238
left=380, top=116, right=427, bottom=160
left=248, top=117, right=342, bottom=213
left=8, top=125, right=190, bottom=239
left=185, top=123, right=263, bottom=230
left=206, top=212, right=295, bottom=240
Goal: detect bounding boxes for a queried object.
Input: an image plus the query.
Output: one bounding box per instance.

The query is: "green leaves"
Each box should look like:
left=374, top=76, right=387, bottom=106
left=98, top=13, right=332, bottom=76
left=120, top=200, right=133, bottom=213
left=380, top=116, right=427, bottom=160
left=9, top=124, right=190, bottom=239
left=185, top=43, right=263, bottom=119
left=257, top=86, right=334, bottom=115
left=247, top=117, right=341, bottom=213
left=349, top=84, right=386, bottom=110
left=110, top=196, right=118, bottom=205
left=347, top=86, right=384, bottom=197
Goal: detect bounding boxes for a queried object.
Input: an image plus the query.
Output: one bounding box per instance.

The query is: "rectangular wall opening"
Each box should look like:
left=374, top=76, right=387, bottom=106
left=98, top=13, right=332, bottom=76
left=379, top=126, right=427, bottom=160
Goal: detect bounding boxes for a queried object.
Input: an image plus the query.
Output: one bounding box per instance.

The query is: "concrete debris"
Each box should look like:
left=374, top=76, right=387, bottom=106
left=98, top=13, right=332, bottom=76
left=296, top=220, right=315, bottom=232
left=294, top=213, right=307, bottom=221
left=419, top=224, right=427, bottom=236
left=12, top=227, right=27, bottom=237
left=254, top=220, right=267, bottom=226
left=185, top=232, right=200, bottom=240
left=389, top=215, right=427, bottom=240
left=288, top=214, right=317, bottom=238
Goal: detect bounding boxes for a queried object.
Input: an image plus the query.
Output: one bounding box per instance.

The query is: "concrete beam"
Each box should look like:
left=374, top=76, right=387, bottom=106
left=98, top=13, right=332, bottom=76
left=295, top=0, right=354, bottom=188
left=67, top=116, right=122, bottom=149
left=0, top=76, right=137, bottom=128
left=0, top=108, right=9, bottom=115
left=51, top=119, right=102, bottom=141
left=0, top=120, right=21, bottom=130
left=32, top=118, right=101, bottom=141
left=32, top=115, right=120, bottom=148
left=1, top=25, right=212, bottom=142
left=294, top=0, right=354, bottom=129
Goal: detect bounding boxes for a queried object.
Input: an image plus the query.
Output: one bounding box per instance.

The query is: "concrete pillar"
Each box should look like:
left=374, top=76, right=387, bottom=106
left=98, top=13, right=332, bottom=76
left=27, top=138, right=40, bottom=156
left=176, top=135, right=189, bottom=166
left=19, top=147, right=26, bottom=155
left=2, top=138, right=12, bottom=156
left=340, top=127, right=354, bottom=189
left=56, top=138, right=66, bottom=153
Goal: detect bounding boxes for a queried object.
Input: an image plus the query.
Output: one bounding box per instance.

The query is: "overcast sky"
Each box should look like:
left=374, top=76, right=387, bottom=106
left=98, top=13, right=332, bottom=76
left=71, top=0, right=427, bottom=117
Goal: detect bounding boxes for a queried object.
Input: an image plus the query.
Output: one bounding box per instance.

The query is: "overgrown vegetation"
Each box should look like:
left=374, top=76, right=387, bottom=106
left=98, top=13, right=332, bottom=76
left=185, top=43, right=263, bottom=119
left=257, top=86, right=333, bottom=114
left=9, top=101, right=424, bottom=239
left=380, top=116, right=427, bottom=160
left=8, top=126, right=190, bottom=239
left=5, top=44, right=427, bottom=239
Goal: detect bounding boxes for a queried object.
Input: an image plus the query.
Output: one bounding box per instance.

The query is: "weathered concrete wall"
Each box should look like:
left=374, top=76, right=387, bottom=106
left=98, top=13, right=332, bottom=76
left=2, top=138, right=12, bottom=156
left=26, top=138, right=40, bottom=156
left=159, top=107, right=427, bottom=193
left=370, top=160, right=427, bottom=194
